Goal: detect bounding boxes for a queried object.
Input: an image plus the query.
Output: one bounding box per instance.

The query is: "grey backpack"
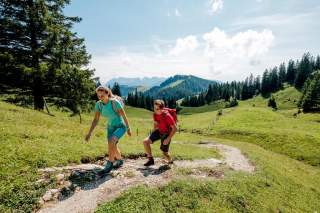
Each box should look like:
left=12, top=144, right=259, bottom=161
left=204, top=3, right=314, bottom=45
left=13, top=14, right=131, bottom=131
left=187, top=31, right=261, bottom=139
left=98, top=96, right=124, bottom=115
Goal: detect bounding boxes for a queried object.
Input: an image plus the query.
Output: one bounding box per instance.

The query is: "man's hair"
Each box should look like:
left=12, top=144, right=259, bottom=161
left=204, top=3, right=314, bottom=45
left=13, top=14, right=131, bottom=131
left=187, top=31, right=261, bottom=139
left=154, top=99, right=165, bottom=109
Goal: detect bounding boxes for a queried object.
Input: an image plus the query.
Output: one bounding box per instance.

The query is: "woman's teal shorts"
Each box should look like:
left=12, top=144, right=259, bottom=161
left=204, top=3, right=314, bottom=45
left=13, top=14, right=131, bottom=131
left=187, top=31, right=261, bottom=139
left=107, top=125, right=127, bottom=143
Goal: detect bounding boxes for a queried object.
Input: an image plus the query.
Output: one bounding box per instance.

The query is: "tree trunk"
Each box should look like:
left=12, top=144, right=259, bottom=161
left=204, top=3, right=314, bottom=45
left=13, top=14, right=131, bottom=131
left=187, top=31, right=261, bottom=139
left=28, top=0, right=44, bottom=110
left=33, top=75, right=44, bottom=110
left=43, top=97, right=51, bottom=114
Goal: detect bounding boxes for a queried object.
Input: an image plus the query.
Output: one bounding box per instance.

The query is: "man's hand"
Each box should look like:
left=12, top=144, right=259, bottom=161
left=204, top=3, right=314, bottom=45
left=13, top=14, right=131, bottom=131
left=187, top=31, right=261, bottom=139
left=163, top=138, right=170, bottom=145
left=85, top=133, right=91, bottom=143
left=127, top=128, right=132, bottom=136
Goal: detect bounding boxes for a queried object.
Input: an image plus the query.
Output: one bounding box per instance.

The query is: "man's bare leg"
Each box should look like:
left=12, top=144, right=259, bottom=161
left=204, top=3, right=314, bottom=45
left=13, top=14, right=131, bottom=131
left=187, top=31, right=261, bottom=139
left=163, top=152, right=173, bottom=164
left=143, top=138, right=154, bottom=166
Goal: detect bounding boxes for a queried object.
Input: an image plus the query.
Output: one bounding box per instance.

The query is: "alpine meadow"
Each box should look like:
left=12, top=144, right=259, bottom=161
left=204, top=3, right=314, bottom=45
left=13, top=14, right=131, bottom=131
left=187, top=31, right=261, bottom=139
left=1, top=0, right=320, bottom=213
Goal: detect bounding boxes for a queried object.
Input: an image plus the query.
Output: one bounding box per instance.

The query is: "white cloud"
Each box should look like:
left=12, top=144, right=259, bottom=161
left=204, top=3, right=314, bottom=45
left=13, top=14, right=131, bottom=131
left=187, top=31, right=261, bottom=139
left=209, top=0, right=223, bottom=15
left=175, top=9, right=181, bottom=17
left=168, top=35, right=199, bottom=56
left=201, top=27, right=274, bottom=79
left=203, top=27, right=274, bottom=58
left=90, top=28, right=275, bottom=83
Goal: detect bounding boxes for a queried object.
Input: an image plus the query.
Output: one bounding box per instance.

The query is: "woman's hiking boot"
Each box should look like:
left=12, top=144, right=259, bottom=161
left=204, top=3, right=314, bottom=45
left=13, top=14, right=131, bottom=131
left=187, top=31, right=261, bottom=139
left=113, top=159, right=124, bottom=169
left=103, top=160, right=114, bottom=173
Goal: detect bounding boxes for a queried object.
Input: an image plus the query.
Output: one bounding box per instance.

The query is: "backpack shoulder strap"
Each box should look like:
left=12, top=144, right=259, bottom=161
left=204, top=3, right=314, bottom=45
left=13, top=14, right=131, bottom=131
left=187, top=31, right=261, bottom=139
left=111, top=99, right=121, bottom=115
left=98, top=100, right=102, bottom=112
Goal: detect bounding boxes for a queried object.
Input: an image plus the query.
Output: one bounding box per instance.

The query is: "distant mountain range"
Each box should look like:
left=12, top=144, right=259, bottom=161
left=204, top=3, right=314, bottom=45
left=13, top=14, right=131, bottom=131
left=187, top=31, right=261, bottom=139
left=144, top=75, right=217, bottom=99
left=106, top=75, right=217, bottom=99
left=106, top=77, right=166, bottom=88
left=106, top=77, right=166, bottom=96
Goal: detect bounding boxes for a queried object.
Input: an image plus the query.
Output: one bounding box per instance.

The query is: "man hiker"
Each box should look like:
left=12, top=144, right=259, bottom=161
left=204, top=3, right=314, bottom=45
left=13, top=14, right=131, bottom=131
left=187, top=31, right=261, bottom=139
left=142, top=99, right=177, bottom=166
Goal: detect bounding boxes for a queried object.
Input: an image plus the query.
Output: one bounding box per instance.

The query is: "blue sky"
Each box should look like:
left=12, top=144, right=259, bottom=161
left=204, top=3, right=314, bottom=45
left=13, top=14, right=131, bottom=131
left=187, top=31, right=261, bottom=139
left=65, top=0, right=320, bottom=83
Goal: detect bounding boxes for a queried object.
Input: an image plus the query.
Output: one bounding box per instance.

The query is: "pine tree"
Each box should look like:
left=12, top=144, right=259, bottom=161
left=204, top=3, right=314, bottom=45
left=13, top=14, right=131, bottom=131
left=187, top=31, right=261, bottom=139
left=286, top=60, right=296, bottom=85
left=54, top=65, right=95, bottom=123
left=261, top=69, right=269, bottom=96
left=299, top=70, right=320, bottom=112
left=315, top=55, right=320, bottom=71
left=205, top=84, right=213, bottom=104
left=112, top=82, right=122, bottom=96
left=295, top=53, right=313, bottom=89
left=270, top=67, right=279, bottom=92
left=278, top=62, right=286, bottom=88
left=0, top=0, right=91, bottom=110
left=254, top=76, right=261, bottom=95
left=211, top=83, right=220, bottom=101
left=241, top=77, right=250, bottom=100
left=248, top=74, right=255, bottom=98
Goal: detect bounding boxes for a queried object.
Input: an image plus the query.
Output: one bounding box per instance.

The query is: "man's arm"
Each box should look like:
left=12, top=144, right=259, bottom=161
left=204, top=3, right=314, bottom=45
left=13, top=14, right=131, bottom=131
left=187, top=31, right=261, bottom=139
left=167, top=124, right=177, bottom=140
left=163, top=124, right=177, bottom=145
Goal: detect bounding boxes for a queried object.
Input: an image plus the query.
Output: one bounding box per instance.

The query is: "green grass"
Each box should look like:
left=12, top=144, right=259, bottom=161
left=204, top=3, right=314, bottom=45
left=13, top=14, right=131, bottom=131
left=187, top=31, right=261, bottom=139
left=212, top=107, right=320, bottom=166
left=0, top=101, right=219, bottom=212
left=178, top=86, right=320, bottom=167
left=179, top=100, right=226, bottom=115
left=241, top=85, right=301, bottom=110
left=2, top=85, right=320, bottom=212
left=96, top=139, right=320, bottom=213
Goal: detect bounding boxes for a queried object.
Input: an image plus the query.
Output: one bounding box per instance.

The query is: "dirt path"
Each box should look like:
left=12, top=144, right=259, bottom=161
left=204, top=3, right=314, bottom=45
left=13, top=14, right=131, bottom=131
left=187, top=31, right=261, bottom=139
left=37, top=142, right=254, bottom=213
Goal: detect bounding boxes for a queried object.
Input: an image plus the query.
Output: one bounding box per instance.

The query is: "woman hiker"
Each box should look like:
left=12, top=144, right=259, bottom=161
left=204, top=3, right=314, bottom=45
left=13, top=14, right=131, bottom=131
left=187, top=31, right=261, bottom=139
left=85, top=86, right=132, bottom=173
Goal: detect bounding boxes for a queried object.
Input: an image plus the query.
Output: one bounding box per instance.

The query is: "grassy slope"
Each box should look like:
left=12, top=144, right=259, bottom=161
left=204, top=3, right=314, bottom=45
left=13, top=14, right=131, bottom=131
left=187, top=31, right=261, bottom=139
left=97, top=86, right=320, bottom=212
left=0, top=102, right=219, bottom=212
left=2, top=86, right=320, bottom=212
left=161, top=79, right=184, bottom=89
left=178, top=86, right=320, bottom=166
left=179, top=100, right=226, bottom=115
left=97, top=139, right=320, bottom=213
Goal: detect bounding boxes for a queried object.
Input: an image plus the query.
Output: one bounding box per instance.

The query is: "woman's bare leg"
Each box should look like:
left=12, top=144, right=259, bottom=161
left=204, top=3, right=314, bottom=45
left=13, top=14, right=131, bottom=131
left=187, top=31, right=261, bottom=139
left=111, top=136, right=122, bottom=160
left=108, top=142, right=115, bottom=162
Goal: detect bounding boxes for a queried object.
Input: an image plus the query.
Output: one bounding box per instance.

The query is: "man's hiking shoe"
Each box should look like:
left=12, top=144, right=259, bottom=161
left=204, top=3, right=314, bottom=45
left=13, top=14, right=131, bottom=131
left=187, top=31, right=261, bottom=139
left=103, top=161, right=114, bottom=173
left=113, top=159, right=124, bottom=169
left=144, top=158, right=155, bottom=166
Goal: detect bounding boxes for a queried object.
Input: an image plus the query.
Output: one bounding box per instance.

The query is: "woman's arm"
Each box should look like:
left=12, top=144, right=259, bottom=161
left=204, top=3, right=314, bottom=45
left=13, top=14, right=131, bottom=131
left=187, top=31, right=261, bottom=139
left=85, top=111, right=100, bottom=142
left=118, top=109, right=132, bottom=136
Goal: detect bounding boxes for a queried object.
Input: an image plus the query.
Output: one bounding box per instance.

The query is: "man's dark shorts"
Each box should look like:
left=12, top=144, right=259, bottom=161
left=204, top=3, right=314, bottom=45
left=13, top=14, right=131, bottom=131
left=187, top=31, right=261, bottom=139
left=148, top=129, right=171, bottom=153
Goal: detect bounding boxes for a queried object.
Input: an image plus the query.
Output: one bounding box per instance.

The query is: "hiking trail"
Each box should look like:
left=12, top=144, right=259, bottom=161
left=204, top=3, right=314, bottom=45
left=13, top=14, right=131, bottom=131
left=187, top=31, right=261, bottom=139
left=37, top=142, right=255, bottom=213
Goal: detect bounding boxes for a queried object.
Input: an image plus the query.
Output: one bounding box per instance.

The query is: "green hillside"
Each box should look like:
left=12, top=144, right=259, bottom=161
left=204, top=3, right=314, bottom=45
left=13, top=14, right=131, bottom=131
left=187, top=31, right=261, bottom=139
left=178, top=86, right=320, bottom=166
left=179, top=100, right=226, bottom=115
left=242, top=85, right=301, bottom=110
left=1, top=86, right=320, bottom=212
left=0, top=101, right=218, bottom=212
left=97, top=86, right=320, bottom=212
left=144, top=75, right=216, bottom=99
